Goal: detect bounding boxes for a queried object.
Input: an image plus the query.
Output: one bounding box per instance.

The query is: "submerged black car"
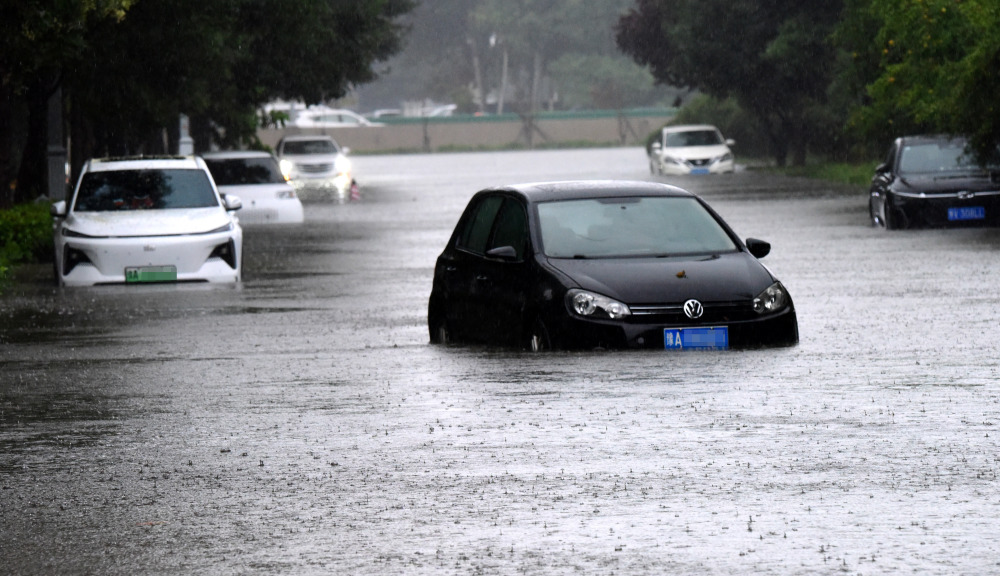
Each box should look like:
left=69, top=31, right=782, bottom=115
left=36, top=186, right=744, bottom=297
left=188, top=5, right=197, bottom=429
left=869, top=135, right=1000, bottom=229
left=428, top=181, right=798, bottom=351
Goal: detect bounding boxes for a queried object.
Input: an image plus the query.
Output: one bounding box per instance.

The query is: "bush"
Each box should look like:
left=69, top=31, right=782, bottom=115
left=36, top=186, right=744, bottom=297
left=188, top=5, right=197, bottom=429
left=0, top=202, right=54, bottom=287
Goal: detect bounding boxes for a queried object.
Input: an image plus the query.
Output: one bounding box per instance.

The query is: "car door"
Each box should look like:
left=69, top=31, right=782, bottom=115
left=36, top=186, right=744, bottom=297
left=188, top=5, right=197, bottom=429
left=473, top=196, right=532, bottom=345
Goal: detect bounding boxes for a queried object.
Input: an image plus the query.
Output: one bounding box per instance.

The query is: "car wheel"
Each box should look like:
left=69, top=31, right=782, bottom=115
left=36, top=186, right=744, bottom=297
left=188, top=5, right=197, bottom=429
left=883, top=200, right=899, bottom=230
left=869, top=198, right=883, bottom=227
left=428, top=315, right=450, bottom=344
left=525, top=318, right=551, bottom=352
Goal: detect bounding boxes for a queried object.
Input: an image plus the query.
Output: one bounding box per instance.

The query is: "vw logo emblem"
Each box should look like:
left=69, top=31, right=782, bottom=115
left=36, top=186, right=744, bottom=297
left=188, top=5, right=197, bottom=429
left=683, top=299, right=704, bottom=319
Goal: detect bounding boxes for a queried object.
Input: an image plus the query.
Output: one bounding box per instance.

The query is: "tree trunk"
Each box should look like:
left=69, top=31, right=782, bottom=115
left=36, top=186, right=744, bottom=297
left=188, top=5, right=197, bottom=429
left=15, top=76, right=55, bottom=203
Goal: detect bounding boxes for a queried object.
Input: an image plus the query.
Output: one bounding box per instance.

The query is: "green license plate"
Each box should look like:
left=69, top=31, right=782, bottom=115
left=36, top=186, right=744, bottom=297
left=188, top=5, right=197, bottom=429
left=125, top=265, right=177, bottom=283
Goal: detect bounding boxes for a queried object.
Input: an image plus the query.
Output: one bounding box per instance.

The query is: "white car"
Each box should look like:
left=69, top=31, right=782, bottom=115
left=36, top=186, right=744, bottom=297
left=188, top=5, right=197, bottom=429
left=275, top=135, right=354, bottom=197
left=50, top=156, right=243, bottom=287
left=649, top=124, right=735, bottom=175
left=292, top=107, right=382, bottom=128
left=202, top=151, right=304, bottom=224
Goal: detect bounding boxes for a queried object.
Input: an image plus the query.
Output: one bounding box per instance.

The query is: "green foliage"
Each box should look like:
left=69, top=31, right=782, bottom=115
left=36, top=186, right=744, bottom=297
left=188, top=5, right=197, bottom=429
left=836, top=0, right=1000, bottom=163
left=0, top=203, right=53, bottom=287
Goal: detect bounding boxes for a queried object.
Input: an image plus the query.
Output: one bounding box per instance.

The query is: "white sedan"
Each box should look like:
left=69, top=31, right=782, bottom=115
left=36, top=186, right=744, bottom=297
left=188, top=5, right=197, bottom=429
left=649, top=124, right=735, bottom=175
left=50, top=156, right=243, bottom=287
left=202, top=151, right=304, bottom=224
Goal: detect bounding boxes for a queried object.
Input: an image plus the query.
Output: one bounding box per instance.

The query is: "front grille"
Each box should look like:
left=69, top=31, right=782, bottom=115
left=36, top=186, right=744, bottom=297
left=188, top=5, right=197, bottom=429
left=298, top=163, right=334, bottom=173
left=689, top=158, right=711, bottom=167
left=629, top=301, right=754, bottom=324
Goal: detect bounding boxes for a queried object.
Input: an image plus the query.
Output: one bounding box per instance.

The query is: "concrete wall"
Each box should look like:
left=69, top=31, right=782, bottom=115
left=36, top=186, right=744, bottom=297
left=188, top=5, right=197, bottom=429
left=257, top=111, right=676, bottom=154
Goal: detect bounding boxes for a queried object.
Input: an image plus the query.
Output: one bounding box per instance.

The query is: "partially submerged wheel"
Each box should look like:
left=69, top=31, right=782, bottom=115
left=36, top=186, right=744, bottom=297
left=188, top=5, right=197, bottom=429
left=428, top=313, right=451, bottom=344
left=525, top=318, right=551, bottom=352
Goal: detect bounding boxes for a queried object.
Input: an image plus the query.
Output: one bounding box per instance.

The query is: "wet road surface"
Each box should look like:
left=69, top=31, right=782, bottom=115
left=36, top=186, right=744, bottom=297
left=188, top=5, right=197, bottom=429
left=2, top=148, right=1000, bottom=575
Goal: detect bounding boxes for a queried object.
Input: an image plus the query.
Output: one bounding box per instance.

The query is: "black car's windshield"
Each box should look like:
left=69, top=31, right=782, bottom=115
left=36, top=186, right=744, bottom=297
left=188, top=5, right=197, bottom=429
left=664, top=130, right=722, bottom=147
left=898, top=141, right=1000, bottom=175
left=205, top=157, right=286, bottom=185
left=73, top=169, right=219, bottom=211
left=281, top=139, right=339, bottom=155
left=537, top=196, right=738, bottom=258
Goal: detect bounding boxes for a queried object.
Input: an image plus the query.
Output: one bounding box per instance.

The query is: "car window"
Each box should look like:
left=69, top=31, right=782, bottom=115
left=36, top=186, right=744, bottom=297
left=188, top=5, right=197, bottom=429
left=897, top=140, right=1000, bottom=174
left=537, top=196, right=737, bottom=258
left=280, top=139, right=339, bottom=155
left=73, top=169, right=219, bottom=211
left=457, top=195, right=504, bottom=255
left=205, top=158, right=286, bottom=185
left=665, top=130, right=723, bottom=147
left=488, top=199, right=528, bottom=260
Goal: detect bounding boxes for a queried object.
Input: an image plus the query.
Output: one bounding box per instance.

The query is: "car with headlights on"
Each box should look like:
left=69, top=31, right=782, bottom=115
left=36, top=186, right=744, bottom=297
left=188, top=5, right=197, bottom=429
left=649, top=124, right=735, bottom=175
left=428, top=180, right=797, bottom=351
left=275, top=134, right=353, bottom=198
left=869, top=135, right=1000, bottom=229
left=50, top=156, right=243, bottom=287
left=201, top=150, right=303, bottom=224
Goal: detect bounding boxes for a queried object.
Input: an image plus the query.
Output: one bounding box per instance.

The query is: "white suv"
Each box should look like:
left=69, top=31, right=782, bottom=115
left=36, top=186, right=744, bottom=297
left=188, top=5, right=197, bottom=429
left=50, top=156, right=243, bottom=286
left=275, top=135, right=353, bottom=197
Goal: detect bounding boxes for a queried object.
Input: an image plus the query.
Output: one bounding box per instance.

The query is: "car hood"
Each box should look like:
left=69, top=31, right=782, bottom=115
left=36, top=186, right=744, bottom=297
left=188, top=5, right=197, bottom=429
left=660, top=144, right=730, bottom=160
left=896, top=173, right=1000, bottom=194
left=63, top=208, right=233, bottom=237
left=279, top=153, right=341, bottom=163
left=217, top=183, right=293, bottom=201
left=546, top=251, right=774, bottom=303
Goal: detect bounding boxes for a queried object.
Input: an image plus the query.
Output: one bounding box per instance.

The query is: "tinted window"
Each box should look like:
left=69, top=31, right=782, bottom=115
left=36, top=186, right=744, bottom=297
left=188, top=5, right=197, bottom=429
left=457, top=195, right=503, bottom=255
left=489, top=199, right=528, bottom=260
left=73, top=169, right=219, bottom=212
left=280, top=139, right=339, bottom=155
left=897, top=140, right=1000, bottom=174
left=665, top=130, right=723, bottom=147
left=537, top=196, right=737, bottom=258
left=205, top=157, right=285, bottom=185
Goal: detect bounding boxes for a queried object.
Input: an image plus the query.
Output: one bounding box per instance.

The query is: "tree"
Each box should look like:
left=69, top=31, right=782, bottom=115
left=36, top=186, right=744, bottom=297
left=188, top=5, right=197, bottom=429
left=836, top=0, right=1000, bottom=163
left=617, top=0, right=844, bottom=166
left=2, top=0, right=413, bottom=206
left=0, top=0, right=134, bottom=206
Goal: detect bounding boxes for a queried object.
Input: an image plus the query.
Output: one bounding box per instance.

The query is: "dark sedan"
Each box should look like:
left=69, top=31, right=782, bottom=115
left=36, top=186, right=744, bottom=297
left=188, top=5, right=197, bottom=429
left=428, top=181, right=798, bottom=351
left=869, top=135, right=1000, bottom=229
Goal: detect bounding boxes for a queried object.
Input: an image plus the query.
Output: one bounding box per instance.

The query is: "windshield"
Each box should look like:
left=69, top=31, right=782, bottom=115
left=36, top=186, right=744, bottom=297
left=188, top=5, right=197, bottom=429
left=664, top=130, right=723, bottom=147
left=205, top=157, right=286, bottom=185
left=73, top=169, right=219, bottom=211
left=537, top=196, right=738, bottom=258
left=898, top=140, right=1000, bottom=175
left=281, top=139, right=340, bottom=155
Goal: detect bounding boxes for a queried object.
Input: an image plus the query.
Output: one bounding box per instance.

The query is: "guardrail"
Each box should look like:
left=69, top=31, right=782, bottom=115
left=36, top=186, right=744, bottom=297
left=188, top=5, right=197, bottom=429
left=256, top=108, right=678, bottom=154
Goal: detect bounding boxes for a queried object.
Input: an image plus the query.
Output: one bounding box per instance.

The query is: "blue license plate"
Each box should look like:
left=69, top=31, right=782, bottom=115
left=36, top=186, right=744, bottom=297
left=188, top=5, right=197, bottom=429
left=664, top=326, right=729, bottom=350
left=690, top=168, right=709, bottom=175
left=948, top=206, right=985, bottom=221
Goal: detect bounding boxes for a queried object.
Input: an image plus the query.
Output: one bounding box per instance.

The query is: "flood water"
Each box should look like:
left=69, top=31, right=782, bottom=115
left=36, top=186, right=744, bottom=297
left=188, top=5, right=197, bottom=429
left=2, top=148, right=999, bottom=575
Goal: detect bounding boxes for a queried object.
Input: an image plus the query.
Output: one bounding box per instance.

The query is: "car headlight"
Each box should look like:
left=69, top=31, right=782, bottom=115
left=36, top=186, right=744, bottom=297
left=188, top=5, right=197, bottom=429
left=279, top=159, right=294, bottom=179
left=662, top=155, right=686, bottom=166
left=566, top=289, right=631, bottom=320
left=204, top=222, right=234, bottom=234
left=62, top=227, right=96, bottom=238
left=714, top=152, right=733, bottom=163
left=752, top=282, right=790, bottom=315
left=334, top=155, right=352, bottom=175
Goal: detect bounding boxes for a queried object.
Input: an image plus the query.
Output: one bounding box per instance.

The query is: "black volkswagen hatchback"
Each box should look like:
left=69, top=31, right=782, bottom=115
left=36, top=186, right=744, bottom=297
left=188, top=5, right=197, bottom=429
left=428, top=181, right=798, bottom=351
left=869, top=135, right=1000, bottom=229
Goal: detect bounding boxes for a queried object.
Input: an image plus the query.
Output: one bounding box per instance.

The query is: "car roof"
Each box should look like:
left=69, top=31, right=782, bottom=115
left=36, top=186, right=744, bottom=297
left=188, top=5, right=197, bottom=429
left=897, top=134, right=966, bottom=145
left=662, top=124, right=720, bottom=134
left=200, top=150, right=275, bottom=160
left=488, top=180, right=695, bottom=203
left=278, top=134, right=338, bottom=143
left=84, top=156, right=207, bottom=172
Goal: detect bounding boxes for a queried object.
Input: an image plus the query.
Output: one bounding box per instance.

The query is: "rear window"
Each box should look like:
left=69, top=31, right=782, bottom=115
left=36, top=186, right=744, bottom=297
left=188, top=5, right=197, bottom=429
left=204, top=157, right=286, bottom=185
left=73, top=168, right=219, bottom=211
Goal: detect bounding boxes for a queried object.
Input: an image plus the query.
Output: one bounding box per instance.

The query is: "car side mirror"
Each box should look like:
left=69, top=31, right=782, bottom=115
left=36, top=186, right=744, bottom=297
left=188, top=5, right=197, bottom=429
left=745, top=238, right=770, bottom=259
left=50, top=200, right=67, bottom=218
left=486, top=245, right=518, bottom=260
left=223, top=194, right=242, bottom=211
left=651, top=142, right=662, bottom=153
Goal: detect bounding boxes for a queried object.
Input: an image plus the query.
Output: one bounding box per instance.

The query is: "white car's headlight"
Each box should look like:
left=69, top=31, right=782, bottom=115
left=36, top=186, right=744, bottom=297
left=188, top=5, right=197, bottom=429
left=279, top=159, right=294, bottom=179
left=567, top=289, right=631, bottom=320
left=714, top=152, right=733, bottom=163
left=334, top=155, right=352, bottom=174
left=662, top=155, right=686, bottom=166
left=753, top=282, right=790, bottom=315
